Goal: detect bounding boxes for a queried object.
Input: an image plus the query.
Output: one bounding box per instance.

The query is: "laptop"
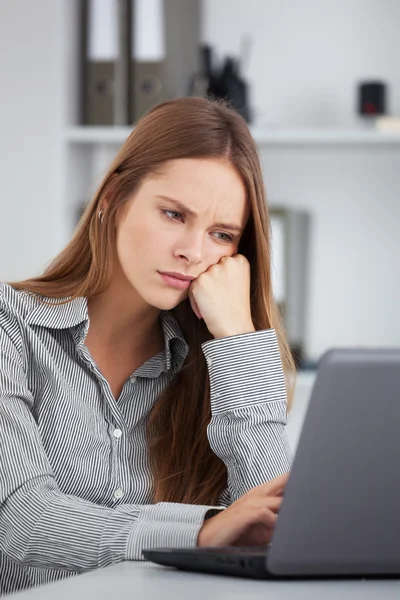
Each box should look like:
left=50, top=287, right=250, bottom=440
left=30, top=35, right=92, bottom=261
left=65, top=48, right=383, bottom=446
left=142, top=348, right=400, bottom=579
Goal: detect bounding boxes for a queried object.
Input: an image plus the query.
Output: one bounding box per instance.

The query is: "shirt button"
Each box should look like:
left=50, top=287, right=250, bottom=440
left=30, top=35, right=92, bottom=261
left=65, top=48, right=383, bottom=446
left=130, top=376, right=137, bottom=383
left=114, top=488, right=124, bottom=500
left=113, top=428, right=122, bottom=439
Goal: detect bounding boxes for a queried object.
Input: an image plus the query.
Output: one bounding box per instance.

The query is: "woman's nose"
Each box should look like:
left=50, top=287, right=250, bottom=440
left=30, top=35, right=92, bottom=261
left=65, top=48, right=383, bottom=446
left=174, top=230, right=205, bottom=264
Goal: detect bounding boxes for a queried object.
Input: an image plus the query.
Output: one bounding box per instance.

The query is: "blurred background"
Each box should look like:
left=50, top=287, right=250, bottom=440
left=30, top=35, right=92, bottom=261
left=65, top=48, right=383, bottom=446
left=1, top=1, right=399, bottom=438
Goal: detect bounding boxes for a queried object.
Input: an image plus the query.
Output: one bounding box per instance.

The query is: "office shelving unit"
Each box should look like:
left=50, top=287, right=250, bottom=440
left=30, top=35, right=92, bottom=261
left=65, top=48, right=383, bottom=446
left=61, top=122, right=400, bottom=243
left=63, top=125, right=400, bottom=146
left=58, top=0, right=400, bottom=247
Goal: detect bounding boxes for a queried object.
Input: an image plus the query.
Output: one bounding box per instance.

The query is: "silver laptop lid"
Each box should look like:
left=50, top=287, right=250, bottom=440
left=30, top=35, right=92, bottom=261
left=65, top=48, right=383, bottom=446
left=268, top=348, right=400, bottom=576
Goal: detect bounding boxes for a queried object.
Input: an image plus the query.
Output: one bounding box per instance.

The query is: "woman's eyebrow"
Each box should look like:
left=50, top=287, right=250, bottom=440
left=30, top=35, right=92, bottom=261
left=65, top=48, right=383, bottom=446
left=156, top=195, right=197, bottom=217
left=156, top=195, right=244, bottom=234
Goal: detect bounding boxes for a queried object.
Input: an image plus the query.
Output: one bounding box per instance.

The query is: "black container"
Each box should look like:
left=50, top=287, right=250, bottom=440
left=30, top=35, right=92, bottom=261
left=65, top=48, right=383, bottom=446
left=358, top=81, right=386, bottom=116
left=192, top=45, right=252, bottom=122
left=208, top=57, right=251, bottom=122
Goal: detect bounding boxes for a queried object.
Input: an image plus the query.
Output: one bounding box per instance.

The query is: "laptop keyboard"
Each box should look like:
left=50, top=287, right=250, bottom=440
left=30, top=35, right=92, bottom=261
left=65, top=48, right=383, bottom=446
left=199, top=545, right=269, bottom=555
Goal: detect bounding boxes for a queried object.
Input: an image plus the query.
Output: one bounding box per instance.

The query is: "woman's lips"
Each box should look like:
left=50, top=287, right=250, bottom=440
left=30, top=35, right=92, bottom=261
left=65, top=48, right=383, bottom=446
left=158, top=272, right=192, bottom=290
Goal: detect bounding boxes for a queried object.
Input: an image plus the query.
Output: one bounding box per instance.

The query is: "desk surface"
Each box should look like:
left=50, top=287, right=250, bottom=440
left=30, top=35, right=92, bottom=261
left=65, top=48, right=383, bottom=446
left=12, top=561, right=400, bottom=600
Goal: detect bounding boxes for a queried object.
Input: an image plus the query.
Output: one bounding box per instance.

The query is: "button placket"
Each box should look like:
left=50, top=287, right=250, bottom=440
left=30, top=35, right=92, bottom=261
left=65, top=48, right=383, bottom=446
left=111, top=425, right=124, bottom=501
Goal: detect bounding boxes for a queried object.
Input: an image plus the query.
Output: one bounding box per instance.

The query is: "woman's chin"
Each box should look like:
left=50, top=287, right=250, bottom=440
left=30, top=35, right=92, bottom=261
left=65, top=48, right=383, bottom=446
left=148, top=290, right=188, bottom=311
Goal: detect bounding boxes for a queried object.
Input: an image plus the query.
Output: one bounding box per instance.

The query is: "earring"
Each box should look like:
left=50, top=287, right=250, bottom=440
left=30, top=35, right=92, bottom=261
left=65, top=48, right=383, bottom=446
left=98, top=210, right=104, bottom=224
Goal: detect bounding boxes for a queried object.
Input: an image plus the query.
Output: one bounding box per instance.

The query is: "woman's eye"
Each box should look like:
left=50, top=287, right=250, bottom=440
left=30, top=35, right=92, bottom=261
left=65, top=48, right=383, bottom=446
left=162, top=210, right=233, bottom=243
left=213, top=232, right=234, bottom=243
left=163, top=209, right=183, bottom=221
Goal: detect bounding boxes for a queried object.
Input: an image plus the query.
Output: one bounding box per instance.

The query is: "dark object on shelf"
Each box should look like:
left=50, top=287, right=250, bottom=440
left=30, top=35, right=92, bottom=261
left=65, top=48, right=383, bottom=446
left=190, top=43, right=252, bottom=122
left=209, top=57, right=250, bottom=122
left=358, top=81, right=386, bottom=116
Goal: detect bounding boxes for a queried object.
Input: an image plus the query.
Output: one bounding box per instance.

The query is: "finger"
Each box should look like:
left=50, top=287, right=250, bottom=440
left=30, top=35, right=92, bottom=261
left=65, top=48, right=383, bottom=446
left=265, top=496, right=283, bottom=514
left=256, top=506, right=280, bottom=528
left=261, top=472, right=290, bottom=496
left=234, top=524, right=273, bottom=547
left=244, top=502, right=282, bottom=529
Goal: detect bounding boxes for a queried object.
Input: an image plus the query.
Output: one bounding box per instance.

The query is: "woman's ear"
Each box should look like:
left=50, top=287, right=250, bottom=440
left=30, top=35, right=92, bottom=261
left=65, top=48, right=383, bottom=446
left=99, top=173, right=120, bottom=222
left=102, top=193, right=110, bottom=215
left=102, top=172, right=120, bottom=211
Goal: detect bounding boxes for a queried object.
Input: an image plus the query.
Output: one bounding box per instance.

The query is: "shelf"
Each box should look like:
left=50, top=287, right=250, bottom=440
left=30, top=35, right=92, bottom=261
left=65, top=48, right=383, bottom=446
left=63, top=126, right=400, bottom=146
left=63, top=127, right=134, bottom=144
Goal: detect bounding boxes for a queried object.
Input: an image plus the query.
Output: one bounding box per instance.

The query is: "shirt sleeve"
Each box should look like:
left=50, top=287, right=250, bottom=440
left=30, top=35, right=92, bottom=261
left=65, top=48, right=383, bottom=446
left=0, top=306, right=222, bottom=573
left=201, top=329, right=292, bottom=503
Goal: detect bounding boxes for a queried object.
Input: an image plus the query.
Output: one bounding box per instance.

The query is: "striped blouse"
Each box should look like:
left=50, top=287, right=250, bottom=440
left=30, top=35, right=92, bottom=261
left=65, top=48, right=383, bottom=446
left=0, top=282, right=291, bottom=595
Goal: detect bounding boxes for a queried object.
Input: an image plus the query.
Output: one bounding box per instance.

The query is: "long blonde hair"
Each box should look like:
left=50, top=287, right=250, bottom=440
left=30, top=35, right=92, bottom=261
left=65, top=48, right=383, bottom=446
left=11, top=97, right=295, bottom=505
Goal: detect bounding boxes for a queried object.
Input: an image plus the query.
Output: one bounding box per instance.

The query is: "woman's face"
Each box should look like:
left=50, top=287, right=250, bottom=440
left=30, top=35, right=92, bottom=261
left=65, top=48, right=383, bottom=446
left=114, top=157, right=249, bottom=310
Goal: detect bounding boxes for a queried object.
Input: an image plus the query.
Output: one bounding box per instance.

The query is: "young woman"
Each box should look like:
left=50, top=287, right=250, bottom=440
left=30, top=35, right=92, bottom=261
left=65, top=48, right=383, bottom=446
left=0, top=97, right=295, bottom=594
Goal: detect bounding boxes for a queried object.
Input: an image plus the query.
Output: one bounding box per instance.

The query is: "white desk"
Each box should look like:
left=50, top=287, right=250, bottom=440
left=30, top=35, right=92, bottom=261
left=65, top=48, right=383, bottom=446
left=11, top=561, right=400, bottom=599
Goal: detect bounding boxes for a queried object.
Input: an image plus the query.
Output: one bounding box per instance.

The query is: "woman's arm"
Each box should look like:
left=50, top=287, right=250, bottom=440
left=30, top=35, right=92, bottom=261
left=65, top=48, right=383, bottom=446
left=202, top=329, right=292, bottom=503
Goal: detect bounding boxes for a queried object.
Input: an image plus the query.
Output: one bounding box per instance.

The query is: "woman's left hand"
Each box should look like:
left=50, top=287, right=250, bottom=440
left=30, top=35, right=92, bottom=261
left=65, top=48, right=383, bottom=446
left=188, top=254, right=255, bottom=339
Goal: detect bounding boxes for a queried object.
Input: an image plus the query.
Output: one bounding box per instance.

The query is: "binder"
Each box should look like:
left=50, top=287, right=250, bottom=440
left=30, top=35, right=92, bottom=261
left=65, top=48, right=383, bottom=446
left=129, top=0, right=167, bottom=123
left=129, top=0, right=201, bottom=123
left=163, top=0, right=201, bottom=101
left=81, top=0, right=131, bottom=125
left=81, top=0, right=201, bottom=125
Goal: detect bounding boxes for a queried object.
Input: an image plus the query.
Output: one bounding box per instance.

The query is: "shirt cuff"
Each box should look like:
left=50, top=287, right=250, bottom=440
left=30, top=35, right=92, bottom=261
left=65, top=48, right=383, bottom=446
left=201, top=328, right=287, bottom=414
left=126, top=503, right=224, bottom=560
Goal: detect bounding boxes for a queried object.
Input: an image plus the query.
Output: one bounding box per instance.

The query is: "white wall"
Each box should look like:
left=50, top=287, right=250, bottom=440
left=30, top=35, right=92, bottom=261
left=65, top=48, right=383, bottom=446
left=0, top=0, right=62, bottom=282
left=202, top=0, right=400, bottom=360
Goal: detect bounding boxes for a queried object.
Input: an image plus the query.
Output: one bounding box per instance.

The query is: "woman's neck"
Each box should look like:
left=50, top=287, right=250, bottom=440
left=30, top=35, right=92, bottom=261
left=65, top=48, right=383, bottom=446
left=86, top=281, right=163, bottom=354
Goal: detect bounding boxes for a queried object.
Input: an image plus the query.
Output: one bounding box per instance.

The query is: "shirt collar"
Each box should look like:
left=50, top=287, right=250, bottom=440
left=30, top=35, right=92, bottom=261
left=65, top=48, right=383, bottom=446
left=25, top=294, right=189, bottom=374
left=25, top=293, right=88, bottom=329
left=159, top=310, right=188, bottom=373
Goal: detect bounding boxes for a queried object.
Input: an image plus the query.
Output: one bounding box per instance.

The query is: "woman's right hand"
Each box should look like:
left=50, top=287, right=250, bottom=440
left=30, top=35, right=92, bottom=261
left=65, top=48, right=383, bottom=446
left=197, top=472, right=289, bottom=548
